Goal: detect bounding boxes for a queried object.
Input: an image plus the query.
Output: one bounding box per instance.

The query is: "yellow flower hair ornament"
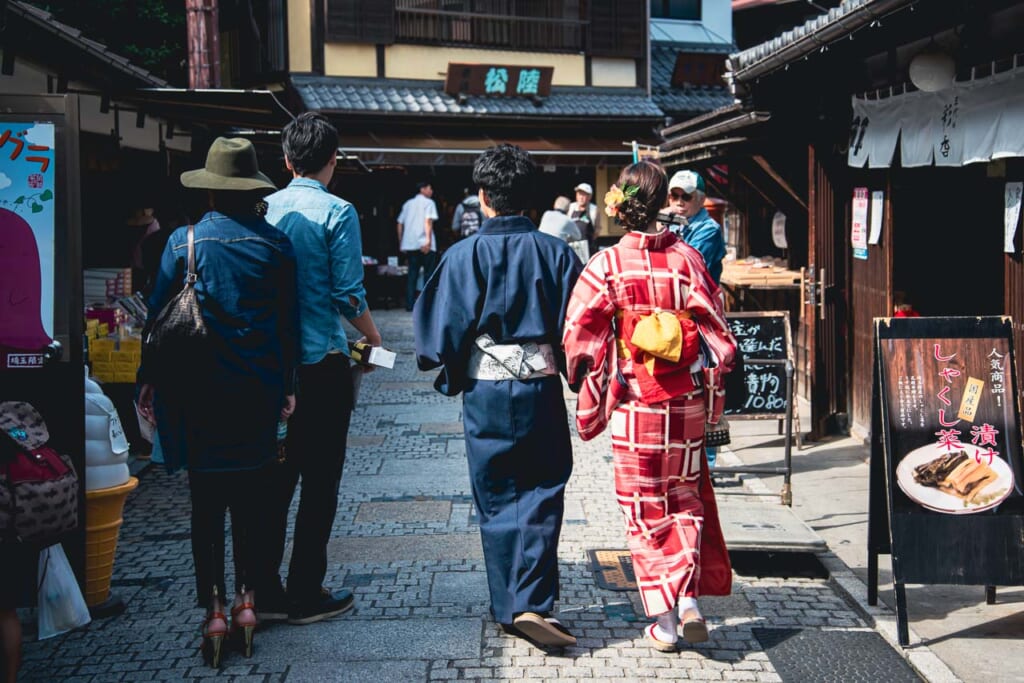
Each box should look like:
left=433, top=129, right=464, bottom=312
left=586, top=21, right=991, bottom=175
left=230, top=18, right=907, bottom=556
left=603, top=184, right=639, bottom=218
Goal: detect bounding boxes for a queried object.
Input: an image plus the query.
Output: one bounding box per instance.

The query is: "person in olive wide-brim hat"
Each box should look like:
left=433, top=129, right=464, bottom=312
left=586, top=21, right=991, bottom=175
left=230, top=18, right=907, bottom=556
left=180, top=137, right=277, bottom=192
left=137, top=135, right=298, bottom=669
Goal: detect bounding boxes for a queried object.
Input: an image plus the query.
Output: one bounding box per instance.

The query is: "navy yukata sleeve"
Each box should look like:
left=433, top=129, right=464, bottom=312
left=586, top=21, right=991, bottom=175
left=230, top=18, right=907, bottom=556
left=555, top=246, right=584, bottom=376
left=412, top=244, right=480, bottom=396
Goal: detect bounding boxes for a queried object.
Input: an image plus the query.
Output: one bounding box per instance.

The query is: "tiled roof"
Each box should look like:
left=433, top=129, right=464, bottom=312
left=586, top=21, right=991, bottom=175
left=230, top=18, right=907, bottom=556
left=292, top=76, right=664, bottom=120
left=11, top=1, right=168, bottom=87
left=650, top=42, right=736, bottom=115
left=729, top=0, right=912, bottom=78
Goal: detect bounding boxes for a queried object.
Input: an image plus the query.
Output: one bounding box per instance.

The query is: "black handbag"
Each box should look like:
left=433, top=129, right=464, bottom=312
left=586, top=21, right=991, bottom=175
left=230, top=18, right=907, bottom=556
left=0, top=402, right=78, bottom=545
left=142, top=224, right=207, bottom=381
left=704, top=417, right=731, bottom=447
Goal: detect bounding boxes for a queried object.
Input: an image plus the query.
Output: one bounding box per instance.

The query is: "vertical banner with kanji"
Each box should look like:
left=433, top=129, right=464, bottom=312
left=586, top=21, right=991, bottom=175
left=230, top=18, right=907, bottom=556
left=851, top=187, right=869, bottom=260
left=0, top=122, right=56, bottom=368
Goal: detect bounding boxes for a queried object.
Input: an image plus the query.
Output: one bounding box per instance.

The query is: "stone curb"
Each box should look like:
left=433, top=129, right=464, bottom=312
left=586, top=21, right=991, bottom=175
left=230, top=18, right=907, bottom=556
left=717, top=446, right=963, bottom=683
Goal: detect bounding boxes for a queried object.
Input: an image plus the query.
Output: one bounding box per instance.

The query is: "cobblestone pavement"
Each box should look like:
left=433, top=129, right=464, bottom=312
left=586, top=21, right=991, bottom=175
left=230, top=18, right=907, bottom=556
left=20, top=309, right=902, bottom=682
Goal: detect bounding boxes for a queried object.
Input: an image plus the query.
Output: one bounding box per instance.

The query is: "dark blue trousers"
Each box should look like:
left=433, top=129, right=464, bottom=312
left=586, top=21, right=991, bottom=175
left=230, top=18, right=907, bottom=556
left=462, top=374, right=573, bottom=624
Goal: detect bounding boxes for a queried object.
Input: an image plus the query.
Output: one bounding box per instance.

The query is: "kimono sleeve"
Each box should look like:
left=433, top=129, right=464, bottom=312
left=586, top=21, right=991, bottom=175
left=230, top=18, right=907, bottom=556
left=412, top=248, right=479, bottom=396
left=680, top=247, right=737, bottom=424
left=562, top=256, right=618, bottom=440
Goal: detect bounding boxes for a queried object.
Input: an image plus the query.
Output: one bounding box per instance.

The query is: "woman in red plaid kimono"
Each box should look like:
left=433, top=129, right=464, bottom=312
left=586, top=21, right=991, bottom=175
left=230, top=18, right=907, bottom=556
left=563, top=161, right=736, bottom=652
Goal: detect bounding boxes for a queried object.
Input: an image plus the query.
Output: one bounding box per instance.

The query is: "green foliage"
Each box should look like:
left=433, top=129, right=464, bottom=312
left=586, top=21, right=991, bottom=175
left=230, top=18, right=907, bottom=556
left=1, top=190, right=53, bottom=214
left=27, top=1, right=187, bottom=85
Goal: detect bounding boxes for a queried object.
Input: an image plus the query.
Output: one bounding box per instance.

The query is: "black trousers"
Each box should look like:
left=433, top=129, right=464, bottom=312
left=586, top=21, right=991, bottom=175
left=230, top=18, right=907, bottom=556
left=264, top=354, right=354, bottom=603
left=188, top=464, right=273, bottom=608
left=405, top=250, right=438, bottom=310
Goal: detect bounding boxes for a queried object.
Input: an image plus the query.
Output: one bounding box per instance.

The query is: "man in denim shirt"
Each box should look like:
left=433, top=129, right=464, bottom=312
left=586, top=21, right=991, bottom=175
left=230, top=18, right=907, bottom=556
left=261, top=113, right=383, bottom=624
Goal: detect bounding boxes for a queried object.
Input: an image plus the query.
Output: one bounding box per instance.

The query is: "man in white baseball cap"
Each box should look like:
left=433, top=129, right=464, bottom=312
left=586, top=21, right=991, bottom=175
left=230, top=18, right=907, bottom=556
left=665, top=169, right=724, bottom=285
left=568, top=181, right=600, bottom=255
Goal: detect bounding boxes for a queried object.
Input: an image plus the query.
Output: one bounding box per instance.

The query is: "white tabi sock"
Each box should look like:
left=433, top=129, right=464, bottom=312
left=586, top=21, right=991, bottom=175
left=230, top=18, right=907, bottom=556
left=654, top=611, right=678, bottom=643
left=677, top=597, right=699, bottom=615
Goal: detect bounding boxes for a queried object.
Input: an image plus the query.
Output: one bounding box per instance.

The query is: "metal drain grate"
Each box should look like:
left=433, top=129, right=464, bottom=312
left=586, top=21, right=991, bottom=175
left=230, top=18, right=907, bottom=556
left=588, top=549, right=636, bottom=591
left=753, top=628, right=922, bottom=682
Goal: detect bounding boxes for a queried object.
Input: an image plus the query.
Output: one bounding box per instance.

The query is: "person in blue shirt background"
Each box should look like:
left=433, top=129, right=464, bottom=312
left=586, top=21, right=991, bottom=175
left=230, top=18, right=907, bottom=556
left=261, top=113, right=383, bottom=626
left=666, top=169, right=726, bottom=468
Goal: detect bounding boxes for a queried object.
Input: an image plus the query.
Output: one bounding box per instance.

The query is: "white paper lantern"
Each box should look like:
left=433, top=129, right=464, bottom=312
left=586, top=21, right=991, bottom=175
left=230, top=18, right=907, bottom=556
left=908, top=50, right=956, bottom=92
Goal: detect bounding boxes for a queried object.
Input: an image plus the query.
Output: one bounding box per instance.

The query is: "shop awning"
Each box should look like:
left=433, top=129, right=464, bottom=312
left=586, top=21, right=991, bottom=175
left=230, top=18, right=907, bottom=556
left=657, top=104, right=770, bottom=167
left=849, top=65, right=1024, bottom=168
left=116, top=88, right=296, bottom=132
left=333, top=132, right=640, bottom=167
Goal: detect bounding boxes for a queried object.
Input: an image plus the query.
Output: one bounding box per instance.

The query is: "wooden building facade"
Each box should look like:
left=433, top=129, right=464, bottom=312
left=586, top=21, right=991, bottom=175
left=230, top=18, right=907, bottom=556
left=662, top=0, right=1024, bottom=440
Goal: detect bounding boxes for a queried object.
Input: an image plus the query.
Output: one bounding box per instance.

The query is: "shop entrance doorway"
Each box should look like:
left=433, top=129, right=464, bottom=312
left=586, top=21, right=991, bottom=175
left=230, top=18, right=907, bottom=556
left=892, top=166, right=1004, bottom=319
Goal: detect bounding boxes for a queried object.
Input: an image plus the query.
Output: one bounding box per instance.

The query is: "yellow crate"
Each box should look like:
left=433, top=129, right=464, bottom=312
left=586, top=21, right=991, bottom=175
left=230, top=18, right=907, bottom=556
left=92, top=369, right=116, bottom=383
left=89, top=351, right=112, bottom=362
left=114, top=371, right=137, bottom=384
left=91, top=361, right=114, bottom=375
left=97, top=322, right=109, bottom=337
left=90, top=337, right=115, bottom=354
left=118, top=337, right=142, bottom=353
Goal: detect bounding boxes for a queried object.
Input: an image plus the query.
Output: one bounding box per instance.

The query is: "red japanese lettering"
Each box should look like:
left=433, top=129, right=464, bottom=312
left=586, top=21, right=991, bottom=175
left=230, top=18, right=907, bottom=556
left=933, top=428, right=962, bottom=451
left=934, top=344, right=956, bottom=362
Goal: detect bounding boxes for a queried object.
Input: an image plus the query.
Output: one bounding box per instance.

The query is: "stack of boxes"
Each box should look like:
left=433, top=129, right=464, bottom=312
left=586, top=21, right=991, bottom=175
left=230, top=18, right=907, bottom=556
left=83, top=268, right=132, bottom=305
left=86, top=319, right=142, bottom=384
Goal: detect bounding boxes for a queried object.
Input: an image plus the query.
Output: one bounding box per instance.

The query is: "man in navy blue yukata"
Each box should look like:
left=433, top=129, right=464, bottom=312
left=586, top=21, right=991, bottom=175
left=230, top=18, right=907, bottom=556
left=413, top=144, right=582, bottom=649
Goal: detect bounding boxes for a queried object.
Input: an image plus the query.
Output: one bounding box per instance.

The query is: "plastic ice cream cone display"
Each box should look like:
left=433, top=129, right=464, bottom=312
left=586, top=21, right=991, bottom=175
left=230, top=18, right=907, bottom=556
left=84, top=476, right=138, bottom=607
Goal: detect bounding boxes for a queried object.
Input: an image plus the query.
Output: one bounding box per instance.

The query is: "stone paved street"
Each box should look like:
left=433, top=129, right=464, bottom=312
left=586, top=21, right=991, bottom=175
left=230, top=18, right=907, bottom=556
left=20, top=309, right=919, bottom=682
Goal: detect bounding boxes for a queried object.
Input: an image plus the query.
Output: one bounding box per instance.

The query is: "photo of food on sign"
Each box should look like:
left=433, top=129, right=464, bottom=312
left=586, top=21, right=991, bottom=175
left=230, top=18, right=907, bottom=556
left=881, top=336, right=1022, bottom=515
left=896, top=443, right=1012, bottom=514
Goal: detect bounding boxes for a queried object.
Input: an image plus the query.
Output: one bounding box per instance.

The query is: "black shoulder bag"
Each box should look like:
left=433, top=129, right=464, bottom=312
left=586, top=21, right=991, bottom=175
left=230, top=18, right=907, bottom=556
left=141, top=224, right=207, bottom=382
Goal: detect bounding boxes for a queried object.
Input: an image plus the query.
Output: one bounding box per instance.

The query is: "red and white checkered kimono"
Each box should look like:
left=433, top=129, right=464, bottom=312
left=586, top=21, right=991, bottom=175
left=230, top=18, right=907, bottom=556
left=563, top=229, right=737, bottom=616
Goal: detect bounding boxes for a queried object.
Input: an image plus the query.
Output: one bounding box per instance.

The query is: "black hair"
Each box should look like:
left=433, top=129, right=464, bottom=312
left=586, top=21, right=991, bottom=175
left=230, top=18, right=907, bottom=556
left=281, top=112, right=338, bottom=176
left=416, top=181, right=431, bottom=191
left=471, top=143, right=536, bottom=215
left=211, top=189, right=271, bottom=218
left=614, top=161, right=668, bottom=231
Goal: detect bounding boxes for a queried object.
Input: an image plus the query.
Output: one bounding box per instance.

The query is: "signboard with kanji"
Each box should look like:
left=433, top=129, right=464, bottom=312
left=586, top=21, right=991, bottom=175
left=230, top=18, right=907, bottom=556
left=724, top=311, right=792, bottom=418
left=444, top=63, right=554, bottom=98
left=0, top=121, right=56, bottom=367
left=869, top=316, right=1024, bottom=646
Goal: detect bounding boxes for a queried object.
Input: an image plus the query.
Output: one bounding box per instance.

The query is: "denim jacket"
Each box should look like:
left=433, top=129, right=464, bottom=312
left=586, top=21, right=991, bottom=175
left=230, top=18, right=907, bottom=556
left=142, top=211, right=298, bottom=394
left=265, top=178, right=368, bottom=364
left=679, top=208, right=725, bottom=285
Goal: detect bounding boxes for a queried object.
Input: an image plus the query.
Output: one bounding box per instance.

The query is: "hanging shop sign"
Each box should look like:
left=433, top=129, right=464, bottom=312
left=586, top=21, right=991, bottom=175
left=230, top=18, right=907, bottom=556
left=0, top=121, right=56, bottom=369
left=851, top=187, right=869, bottom=260
left=868, top=191, right=884, bottom=245
left=848, top=66, right=1024, bottom=169
left=771, top=211, right=787, bottom=249
left=869, top=316, right=1024, bottom=646
left=1005, top=181, right=1022, bottom=254
left=444, top=63, right=554, bottom=98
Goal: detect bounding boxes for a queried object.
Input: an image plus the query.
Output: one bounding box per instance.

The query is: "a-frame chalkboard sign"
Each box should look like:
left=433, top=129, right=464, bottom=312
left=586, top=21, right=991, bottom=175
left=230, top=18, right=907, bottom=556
left=869, top=316, right=1024, bottom=646
left=715, top=311, right=798, bottom=504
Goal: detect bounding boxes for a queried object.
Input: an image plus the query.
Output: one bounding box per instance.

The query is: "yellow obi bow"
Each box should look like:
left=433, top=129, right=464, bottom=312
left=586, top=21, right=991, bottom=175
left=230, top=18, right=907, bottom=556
left=630, top=310, right=691, bottom=372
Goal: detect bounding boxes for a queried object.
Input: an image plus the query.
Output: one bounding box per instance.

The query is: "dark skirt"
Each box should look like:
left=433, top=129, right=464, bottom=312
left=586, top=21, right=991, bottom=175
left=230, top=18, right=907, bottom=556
left=155, top=373, right=283, bottom=473
left=0, top=543, right=39, bottom=608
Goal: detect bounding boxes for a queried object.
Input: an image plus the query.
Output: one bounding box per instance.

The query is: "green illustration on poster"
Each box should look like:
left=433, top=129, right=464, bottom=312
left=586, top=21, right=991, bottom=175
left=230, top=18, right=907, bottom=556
left=0, top=122, right=56, bottom=362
